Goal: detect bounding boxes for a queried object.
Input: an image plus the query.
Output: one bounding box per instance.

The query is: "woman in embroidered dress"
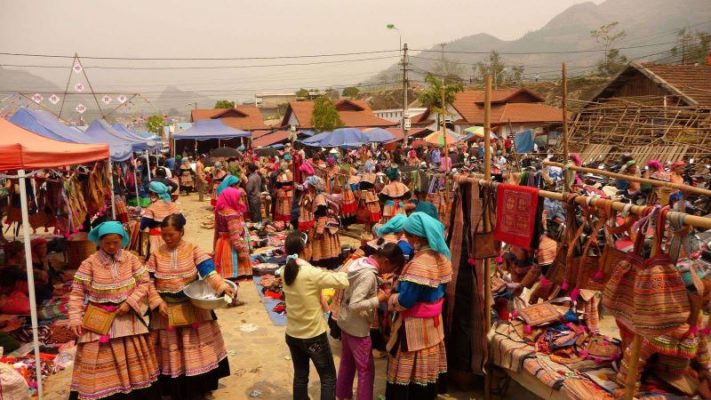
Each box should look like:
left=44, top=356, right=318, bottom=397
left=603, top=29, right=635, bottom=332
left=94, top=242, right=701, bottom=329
left=379, top=167, right=411, bottom=224
left=141, top=181, right=182, bottom=253
left=297, top=177, right=317, bottom=233
left=386, top=212, right=452, bottom=400
left=214, top=187, right=252, bottom=279
left=178, top=159, right=195, bottom=195
left=274, top=162, right=295, bottom=223
left=147, top=214, right=234, bottom=400
left=210, top=162, right=228, bottom=207
left=356, top=164, right=382, bottom=230
left=68, top=222, right=159, bottom=400
left=306, top=176, right=342, bottom=265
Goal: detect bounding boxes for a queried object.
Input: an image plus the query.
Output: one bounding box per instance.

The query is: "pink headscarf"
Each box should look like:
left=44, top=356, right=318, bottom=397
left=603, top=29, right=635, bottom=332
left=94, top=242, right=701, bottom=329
left=646, top=160, right=663, bottom=172
left=215, top=187, right=246, bottom=214
left=569, top=153, right=582, bottom=167
left=299, top=161, right=315, bottom=176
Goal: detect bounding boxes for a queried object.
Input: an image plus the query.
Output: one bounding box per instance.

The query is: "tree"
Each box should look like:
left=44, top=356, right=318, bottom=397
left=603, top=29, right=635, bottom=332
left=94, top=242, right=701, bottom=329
left=342, top=86, right=360, bottom=98
left=295, top=88, right=310, bottom=99
left=671, top=28, right=711, bottom=64
left=418, top=73, right=464, bottom=126
left=591, top=22, right=628, bottom=76
left=214, top=100, right=235, bottom=109
left=310, top=96, right=344, bottom=132
left=474, top=51, right=524, bottom=88
left=146, top=115, right=164, bottom=135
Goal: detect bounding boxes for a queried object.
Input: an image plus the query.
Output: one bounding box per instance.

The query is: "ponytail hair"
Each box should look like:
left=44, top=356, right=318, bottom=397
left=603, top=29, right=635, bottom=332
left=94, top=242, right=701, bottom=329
left=283, top=231, right=306, bottom=286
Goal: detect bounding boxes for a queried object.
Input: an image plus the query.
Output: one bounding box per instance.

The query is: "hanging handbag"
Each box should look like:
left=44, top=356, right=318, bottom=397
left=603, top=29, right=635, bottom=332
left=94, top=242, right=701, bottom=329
left=603, top=207, right=654, bottom=332
left=592, top=202, right=631, bottom=288
left=470, top=185, right=499, bottom=259
left=630, top=208, right=690, bottom=337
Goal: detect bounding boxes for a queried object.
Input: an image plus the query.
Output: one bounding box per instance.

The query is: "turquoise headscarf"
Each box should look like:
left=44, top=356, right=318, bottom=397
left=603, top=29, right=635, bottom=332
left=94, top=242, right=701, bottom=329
left=149, top=181, right=171, bottom=203
left=403, top=212, right=451, bottom=259
left=415, top=201, right=439, bottom=221
left=88, top=221, right=129, bottom=248
left=385, top=167, right=400, bottom=181
left=377, top=214, right=407, bottom=237
left=217, top=175, right=240, bottom=196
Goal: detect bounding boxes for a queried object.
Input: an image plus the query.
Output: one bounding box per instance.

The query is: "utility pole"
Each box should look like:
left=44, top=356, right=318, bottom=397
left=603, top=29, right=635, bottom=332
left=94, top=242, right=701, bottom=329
left=402, top=43, right=410, bottom=146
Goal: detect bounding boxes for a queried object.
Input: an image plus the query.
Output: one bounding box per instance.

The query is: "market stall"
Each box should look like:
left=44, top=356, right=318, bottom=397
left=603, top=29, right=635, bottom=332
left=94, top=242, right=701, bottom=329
left=0, top=118, right=110, bottom=399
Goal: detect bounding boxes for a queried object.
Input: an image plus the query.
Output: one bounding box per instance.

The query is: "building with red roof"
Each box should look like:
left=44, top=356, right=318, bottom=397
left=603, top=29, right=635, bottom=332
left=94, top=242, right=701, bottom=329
left=280, top=99, right=397, bottom=129
left=191, top=105, right=268, bottom=131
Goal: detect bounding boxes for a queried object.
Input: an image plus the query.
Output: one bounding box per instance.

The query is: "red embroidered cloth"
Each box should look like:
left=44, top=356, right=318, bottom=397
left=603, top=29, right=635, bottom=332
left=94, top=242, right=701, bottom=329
left=494, top=184, right=539, bottom=249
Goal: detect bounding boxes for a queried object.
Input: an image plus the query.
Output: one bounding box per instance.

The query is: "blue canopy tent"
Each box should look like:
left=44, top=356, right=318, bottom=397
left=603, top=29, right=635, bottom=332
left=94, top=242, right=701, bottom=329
left=173, top=119, right=251, bottom=140
left=362, top=127, right=396, bottom=143
left=84, top=119, right=153, bottom=158
left=9, top=108, right=133, bottom=161
left=300, top=128, right=369, bottom=147
left=112, top=124, right=160, bottom=149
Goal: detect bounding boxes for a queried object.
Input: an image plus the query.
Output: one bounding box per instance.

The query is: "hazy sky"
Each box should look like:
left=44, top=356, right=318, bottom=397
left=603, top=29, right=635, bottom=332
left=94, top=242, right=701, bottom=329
left=0, top=0, right=603, bottom=104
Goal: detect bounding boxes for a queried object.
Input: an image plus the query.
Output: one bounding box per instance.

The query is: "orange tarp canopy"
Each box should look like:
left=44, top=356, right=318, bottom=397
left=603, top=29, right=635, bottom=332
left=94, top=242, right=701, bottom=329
left=0, top=118, right=110, bottom=171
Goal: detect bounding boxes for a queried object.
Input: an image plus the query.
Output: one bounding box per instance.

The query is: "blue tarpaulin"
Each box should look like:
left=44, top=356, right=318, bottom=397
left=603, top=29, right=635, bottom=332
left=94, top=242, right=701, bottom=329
left=514, top=129, right=534, bottom=153
left=301, top=128, right=369, bottom=147
left=9, top=108, right=133, bottom=161
left=363, top=127, right=396, bottom=143
left=112, top=124, right=160, bottom=149
left=86, top=119, right=153, bottom=153
left=173, top=119, right=251, bottom=141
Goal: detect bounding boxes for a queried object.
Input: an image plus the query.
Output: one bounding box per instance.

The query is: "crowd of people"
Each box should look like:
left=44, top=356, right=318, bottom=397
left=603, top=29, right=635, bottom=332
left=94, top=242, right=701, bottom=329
left=6, top=136, right=707, bottom=400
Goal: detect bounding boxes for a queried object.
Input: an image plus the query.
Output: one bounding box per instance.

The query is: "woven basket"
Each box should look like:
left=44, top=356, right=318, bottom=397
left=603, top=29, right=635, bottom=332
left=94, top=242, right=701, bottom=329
left=67, top=233, right=96, bottom=268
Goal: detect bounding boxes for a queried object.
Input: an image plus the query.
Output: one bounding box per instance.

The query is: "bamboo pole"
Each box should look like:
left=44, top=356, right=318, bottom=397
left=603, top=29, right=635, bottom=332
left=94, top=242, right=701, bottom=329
left=562, top=63, right=569, bottom=160
left=454, top=175, right=711, bottom=229
left=542, top=160, right=711, bottom=197
left=483, top=74, right=493, bottom=400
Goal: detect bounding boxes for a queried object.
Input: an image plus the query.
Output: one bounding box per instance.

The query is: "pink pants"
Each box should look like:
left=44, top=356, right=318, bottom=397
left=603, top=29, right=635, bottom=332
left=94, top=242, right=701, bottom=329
left=336, top=331, right=374, bottom=400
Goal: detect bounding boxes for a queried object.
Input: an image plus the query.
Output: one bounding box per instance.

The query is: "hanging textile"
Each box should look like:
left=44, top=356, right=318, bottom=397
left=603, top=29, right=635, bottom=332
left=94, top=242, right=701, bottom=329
left=445, top=180, right=488, bottom=375
left=494, top=184, right=539, bottom=249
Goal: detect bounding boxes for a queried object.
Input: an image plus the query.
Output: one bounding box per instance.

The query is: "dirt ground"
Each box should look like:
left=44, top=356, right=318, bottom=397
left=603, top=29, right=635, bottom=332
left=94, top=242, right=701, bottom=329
left=43, top=193, right=538, bottom=400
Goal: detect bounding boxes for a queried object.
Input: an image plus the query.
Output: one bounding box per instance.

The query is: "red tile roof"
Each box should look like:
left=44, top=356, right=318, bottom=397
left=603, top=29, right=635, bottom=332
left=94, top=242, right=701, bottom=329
left=451, top=88, right=566, bottom=125
left=191, top=106, right=267, bottom=130
left=635, top=63, right=711, bottom=108
left=280, top=99, right=397, bottom=129
left=252, top=130, right=290, bottom=147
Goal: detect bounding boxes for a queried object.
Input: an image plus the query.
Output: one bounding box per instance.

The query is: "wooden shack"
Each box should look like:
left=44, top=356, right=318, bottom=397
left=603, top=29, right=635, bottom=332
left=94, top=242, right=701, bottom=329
left=567, top=62, right=711, bottom=164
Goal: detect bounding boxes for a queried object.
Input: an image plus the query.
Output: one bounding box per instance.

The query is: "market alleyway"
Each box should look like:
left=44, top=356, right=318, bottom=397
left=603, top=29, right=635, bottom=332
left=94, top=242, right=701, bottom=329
left=44, top=193, right=535, bottom=400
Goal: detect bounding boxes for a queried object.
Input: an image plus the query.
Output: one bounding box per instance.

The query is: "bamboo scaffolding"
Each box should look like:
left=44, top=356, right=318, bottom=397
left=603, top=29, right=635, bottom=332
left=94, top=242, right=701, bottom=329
left=542, top=160, right=711, bottom=197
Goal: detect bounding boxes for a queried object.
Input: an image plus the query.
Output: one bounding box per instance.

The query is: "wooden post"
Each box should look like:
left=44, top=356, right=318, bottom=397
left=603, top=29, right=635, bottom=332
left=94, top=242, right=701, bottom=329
left=483, top=74, right=493, bottom=400
left=561, top=63, right=569, bottom=160
left=561, top=63, right=570, bottom=192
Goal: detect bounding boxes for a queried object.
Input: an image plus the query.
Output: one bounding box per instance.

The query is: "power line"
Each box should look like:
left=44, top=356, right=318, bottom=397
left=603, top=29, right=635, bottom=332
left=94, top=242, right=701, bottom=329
left=0, top=49, right=400, bottom=61
left=411, top=40, right=679, bottom=56
left=0, top=55, right=399, bottom=71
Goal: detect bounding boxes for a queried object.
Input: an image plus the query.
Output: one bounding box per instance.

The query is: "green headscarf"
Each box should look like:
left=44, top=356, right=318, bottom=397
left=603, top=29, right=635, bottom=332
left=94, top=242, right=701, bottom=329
left=377, top=214, right=407, bottom=237
left=385, top=167, right=400, bottom=181
left=88, top=221, right=129, bottom=248
left=415, top=201, right=439, bottom=221
left=403, top=212, right=451, bottom=259
left=217, top=175, right=240, bottom=196
left=149, top=181, right=171, bottom=203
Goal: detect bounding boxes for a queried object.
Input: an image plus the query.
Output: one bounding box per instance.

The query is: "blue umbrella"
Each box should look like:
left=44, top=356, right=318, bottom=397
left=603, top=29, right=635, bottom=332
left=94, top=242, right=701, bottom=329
left=363, top=127, right=396, bottom=143
left=301, top=128, right=369, bottom=147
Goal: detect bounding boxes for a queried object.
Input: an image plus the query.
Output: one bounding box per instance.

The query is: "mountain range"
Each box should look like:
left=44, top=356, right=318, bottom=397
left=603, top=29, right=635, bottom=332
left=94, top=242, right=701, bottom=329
left=2, top=0, right=710, bottom=115
left=371, top=0, right=711, bottom=84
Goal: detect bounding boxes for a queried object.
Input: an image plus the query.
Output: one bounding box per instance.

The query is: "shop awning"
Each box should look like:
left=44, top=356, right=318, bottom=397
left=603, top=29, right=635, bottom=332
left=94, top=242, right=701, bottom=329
left=0, top=118, right=110, bottom=170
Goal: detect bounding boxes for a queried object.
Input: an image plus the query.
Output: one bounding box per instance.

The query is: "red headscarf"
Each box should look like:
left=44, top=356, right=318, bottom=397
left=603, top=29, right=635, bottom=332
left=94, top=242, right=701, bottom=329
left=215, top=187, right=246, bottom=214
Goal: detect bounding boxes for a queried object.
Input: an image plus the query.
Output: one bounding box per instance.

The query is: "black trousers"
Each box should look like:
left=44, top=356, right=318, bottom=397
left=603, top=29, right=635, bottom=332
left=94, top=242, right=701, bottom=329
left=285, top=332, right=337, bottom=400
